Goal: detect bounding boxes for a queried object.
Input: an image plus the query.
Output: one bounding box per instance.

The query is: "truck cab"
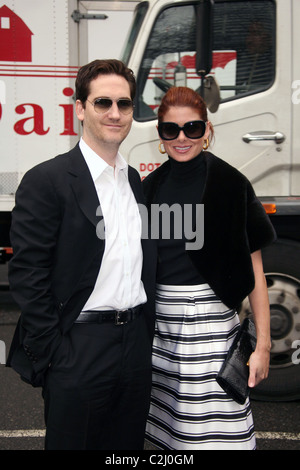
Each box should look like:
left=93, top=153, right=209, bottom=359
left=120, top=0, right=300, bottom=400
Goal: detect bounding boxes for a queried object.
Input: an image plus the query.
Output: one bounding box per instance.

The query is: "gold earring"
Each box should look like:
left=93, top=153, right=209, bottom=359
left=203, top=139, right=209, bottom=150
left=159, top=142, right=166, bottom=154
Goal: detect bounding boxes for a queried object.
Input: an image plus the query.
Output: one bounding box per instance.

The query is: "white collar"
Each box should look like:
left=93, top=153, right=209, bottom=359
left=79, top=137, right=128, bottom=182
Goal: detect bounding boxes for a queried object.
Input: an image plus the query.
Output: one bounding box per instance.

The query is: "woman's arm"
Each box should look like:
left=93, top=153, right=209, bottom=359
left=247, top=249, right=272, bottom=388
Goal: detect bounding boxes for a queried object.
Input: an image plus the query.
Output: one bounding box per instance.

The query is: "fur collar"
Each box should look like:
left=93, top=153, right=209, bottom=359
left=143, top=152, right=276, bottom=308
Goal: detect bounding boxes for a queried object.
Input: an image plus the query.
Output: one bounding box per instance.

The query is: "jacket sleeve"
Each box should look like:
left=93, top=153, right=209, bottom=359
left=245, top=182, right=277, bottom=253
left=8, top=164, right=63, bottom=381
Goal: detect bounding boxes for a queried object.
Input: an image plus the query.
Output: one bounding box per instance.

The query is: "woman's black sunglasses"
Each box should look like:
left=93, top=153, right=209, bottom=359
left=158, top=120, right=206, bottom=140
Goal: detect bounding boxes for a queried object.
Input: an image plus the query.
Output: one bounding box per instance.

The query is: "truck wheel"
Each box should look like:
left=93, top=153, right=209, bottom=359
left=239, top=239, right=300, bottom=401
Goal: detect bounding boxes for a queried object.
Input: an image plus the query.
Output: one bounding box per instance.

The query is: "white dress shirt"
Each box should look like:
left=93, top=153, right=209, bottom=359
left=79, top=138, right=147, bottom=311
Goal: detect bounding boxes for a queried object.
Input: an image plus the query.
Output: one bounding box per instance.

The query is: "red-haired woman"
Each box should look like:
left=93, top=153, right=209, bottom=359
left=143, top=86, right=276, bottom=450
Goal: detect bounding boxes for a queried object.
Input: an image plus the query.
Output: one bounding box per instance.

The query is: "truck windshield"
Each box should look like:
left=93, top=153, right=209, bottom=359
left=134, top=0, right=275, bottom=121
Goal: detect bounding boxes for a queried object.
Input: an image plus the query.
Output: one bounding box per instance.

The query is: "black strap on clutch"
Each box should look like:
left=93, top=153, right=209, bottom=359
left=216, top=318, right=257, bottom=404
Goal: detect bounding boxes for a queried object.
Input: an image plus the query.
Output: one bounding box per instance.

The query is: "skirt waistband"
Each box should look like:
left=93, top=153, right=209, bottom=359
left=156, top=283, right=213, bottom=293
left=155, top=283, right=228, bottom=305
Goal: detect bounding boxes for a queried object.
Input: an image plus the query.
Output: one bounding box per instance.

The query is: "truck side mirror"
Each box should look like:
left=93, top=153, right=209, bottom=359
left=195, top=0, right=220, bottom=112
left=195, top=0, right=214, bottom=78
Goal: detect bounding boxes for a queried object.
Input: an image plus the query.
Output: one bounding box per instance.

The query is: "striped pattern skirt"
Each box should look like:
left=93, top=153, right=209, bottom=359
left=145, top=284, right=256, bottom=450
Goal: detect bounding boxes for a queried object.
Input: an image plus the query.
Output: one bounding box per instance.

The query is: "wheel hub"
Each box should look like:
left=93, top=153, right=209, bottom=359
left=270, top=305, right=293, bottom=339
left=239, top=273, right=300, bottom=368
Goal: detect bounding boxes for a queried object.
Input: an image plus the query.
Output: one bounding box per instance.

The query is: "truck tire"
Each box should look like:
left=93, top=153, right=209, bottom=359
left=239, top=239, right=300, bottom=401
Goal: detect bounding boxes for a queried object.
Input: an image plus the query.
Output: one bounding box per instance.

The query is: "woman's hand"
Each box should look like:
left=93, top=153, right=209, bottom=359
left=248, top=344, right=271, bottom=388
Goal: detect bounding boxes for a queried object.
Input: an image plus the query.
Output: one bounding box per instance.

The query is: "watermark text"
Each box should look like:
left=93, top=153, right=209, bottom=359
left=0, top=340, right=6, bottom=365
left=292, top=340, right=300, bottom=365
left=96, top=203, right=204, bottom=251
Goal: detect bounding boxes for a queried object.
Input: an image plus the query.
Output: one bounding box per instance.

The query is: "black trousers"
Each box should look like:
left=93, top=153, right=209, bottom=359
left=43, top=313, right=152, bottom=450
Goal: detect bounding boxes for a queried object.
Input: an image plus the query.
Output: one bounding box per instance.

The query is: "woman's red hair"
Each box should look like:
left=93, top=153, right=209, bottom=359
left=157, top=86, right=214, bottom=141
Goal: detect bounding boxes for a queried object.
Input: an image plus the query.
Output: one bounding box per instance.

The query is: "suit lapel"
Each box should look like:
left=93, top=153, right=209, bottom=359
left=67, top=144, right=102, bottom=228
left=68, top=149, right=144, bottom=232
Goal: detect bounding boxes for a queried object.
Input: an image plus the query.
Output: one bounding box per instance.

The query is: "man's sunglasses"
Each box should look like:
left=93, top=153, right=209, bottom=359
left=158, top=120, right=206, bottom=140
left=87, top=97, right=134, bottom=115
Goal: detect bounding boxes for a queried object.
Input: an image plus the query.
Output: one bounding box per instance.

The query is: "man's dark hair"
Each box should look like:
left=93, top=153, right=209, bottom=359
left=75, top=59, right=136, bottom=104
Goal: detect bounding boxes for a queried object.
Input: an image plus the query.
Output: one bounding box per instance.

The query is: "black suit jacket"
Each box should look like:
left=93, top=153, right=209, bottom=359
left=7, top=143, right=156, bottom=386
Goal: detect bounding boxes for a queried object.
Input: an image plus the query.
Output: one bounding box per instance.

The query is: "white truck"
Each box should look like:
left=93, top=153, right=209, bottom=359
left=0, top=0, right=299, bottom=401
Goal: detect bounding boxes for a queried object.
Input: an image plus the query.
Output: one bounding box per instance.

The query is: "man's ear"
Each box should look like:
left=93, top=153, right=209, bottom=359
left=75, top=99, right=85, bottom=123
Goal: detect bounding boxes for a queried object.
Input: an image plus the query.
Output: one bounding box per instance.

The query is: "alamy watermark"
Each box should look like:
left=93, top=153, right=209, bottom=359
left=96, top=203, right=204, bottom=251
left=292, top=340, right=300, bottom=365
left=292, top=80, right=300, bottom=104
left=0, top=340, right=6, bottom=365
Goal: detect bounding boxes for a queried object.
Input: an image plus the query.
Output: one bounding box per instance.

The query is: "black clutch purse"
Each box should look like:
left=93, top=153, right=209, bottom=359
left=216, top=318, right=257, bottom=404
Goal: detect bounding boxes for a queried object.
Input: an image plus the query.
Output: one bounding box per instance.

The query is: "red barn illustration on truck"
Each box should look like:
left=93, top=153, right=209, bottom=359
left=0, top=4, right=33, bottom=61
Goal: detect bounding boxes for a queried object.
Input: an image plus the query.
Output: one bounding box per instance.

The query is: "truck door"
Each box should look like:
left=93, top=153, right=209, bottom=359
left=126, top=0, right=291, bottom=198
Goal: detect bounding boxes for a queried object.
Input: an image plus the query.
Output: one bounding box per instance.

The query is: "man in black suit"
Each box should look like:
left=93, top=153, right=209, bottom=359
left=7, top=59, right=156, bottom=450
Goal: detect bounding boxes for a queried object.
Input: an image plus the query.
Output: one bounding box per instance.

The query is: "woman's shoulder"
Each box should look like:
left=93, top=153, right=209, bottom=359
left=205, top=151, right=243, bottom=175
left=205, top=151, right=251, bottom=187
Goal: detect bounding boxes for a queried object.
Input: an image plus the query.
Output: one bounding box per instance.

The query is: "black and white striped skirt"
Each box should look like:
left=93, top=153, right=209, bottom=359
left=145, top=284, right=256, bottom=450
